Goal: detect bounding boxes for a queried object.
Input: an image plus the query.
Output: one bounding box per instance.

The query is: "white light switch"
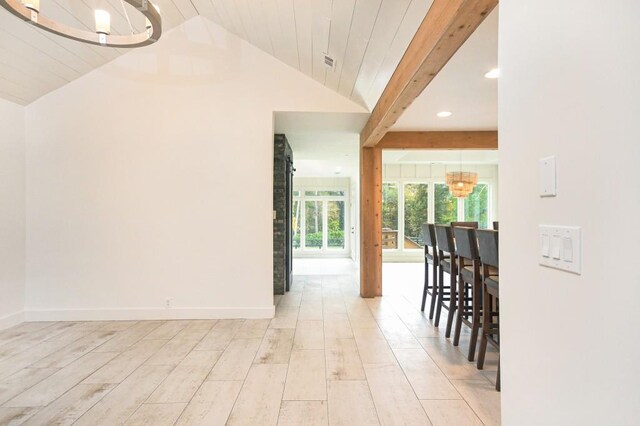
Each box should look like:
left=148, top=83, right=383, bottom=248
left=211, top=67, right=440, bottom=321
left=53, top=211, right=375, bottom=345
left=563, top=237, right=573, bottom=262
left=539, top=156, right=557, bottom=197
left=541, top=235, right=550, bottom=257
left=551, top=236, right=561, bottom=259
left=539, top=225, right=581, bottom=274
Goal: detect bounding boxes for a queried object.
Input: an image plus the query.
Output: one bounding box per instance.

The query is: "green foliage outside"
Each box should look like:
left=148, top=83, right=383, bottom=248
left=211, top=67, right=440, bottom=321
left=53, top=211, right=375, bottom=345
left=403, top=183, right=429, bottom=243
left=327, top=201, right=345, bottom=248
left=434, top=183, right=458, bottom=224
left=464, top=184, right=489, bottom=228
left=301, top=230, right=344, bottom=248
left=296, top=199, right=345, bottom=249
left=305, top=200, right=323, bottom=249
left=382, top=183, right=398, bottom=230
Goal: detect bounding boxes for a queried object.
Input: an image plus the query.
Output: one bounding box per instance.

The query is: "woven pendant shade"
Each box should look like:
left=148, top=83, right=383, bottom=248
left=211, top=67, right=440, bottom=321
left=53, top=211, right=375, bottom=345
left=446, top=171, right=478, bottom=198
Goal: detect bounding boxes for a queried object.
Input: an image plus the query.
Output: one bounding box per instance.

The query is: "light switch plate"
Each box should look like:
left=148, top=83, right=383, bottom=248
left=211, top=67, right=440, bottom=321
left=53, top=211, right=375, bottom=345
left=539, top=225, right=581, bottom=274
left=539, top=156, right=557, bottom=197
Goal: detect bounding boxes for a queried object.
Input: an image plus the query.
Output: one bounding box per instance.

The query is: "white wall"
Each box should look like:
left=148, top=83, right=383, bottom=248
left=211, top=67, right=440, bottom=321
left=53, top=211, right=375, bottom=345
left=24, top=17, right=364, bottom=321
left=0, top=98, right=25, bottom=329
left=500, top=1, right=640, bottom=423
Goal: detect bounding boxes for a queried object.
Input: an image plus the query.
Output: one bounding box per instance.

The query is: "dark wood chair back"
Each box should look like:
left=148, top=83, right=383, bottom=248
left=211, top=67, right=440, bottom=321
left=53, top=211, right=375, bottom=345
left=422, top=223, right=437, bottom=248
left=451, top=221, right=478, bottom=229
left=493, top=221, right=499, bottom=231
left=453, top=227, right=479, bottom=261
left=435, top=225, right=455, bottom=254
left=477, top=229, right=499, bottom=268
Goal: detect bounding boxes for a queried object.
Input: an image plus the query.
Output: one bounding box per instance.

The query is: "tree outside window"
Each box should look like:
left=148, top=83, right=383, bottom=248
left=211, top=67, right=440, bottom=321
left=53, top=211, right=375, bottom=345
left=327, top=201, right=345, bottom=248
left=404, top=183, right=428, bottom=248
left=305, top=201, right=323, bottom=249
left=464, top=184, right=489, bottom=228
left=382, top=183, right=399, bottom=249
left=434, top=183, right=458, bottom=224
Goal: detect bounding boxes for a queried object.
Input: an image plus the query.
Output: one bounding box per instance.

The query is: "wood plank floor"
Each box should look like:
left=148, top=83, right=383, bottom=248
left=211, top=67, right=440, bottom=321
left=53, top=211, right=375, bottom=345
left=0, top=260, right=500, bottom=425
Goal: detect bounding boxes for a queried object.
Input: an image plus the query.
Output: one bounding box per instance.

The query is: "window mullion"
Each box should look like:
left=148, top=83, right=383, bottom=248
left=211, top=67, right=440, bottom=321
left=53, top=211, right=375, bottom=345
left=322, top=201, right=328, bottom=251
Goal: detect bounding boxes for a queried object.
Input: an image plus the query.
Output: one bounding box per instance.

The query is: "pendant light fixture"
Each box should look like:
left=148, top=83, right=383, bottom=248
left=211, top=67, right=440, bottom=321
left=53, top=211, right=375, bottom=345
left=0, top=0, right=162, bottom=48
left=446, top=151, right=478, bottom=198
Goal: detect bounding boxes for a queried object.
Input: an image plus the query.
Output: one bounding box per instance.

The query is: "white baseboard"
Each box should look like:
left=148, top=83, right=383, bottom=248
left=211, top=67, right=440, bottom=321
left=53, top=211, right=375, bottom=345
left=0, top=311, right=24, bottom=330
left=24, top=306, right=275, bottom=322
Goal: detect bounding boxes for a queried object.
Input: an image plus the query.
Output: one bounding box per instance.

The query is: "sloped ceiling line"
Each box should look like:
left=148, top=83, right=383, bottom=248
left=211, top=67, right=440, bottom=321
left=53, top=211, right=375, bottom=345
left=0, top=0, right=431, bottom=107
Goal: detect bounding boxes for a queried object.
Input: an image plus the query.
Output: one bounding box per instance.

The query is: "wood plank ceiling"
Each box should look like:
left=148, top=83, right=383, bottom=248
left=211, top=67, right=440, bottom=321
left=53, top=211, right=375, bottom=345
left=0, top=0, right=433, bottom=106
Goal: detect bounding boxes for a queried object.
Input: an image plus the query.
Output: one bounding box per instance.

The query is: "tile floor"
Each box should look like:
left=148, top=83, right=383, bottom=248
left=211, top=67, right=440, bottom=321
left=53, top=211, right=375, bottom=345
left=0, top=259, right=500, bottom=425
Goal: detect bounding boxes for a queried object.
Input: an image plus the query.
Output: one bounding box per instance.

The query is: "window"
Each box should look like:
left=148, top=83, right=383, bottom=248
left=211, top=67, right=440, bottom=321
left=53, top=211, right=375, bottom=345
left=293, top=187, right=349, bottom=254
left=434, top=183, right=458, bottom=224
left=403, top=183, right=429, bottom=249
left=380, top=178, right=494, bottom=257
left=305, top=190, right=345, bottom=196
left=464, top=184, right=489, bottom=228
left=305, top=201, right=323, bottom=249
left=327, top=201, right=345, bottom=249
left=292, top=199, right=301, bottom=249
left=382, top=183, right=399, bottom=249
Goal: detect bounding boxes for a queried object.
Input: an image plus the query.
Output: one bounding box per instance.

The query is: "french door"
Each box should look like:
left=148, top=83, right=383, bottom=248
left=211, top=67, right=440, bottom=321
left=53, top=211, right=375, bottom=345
left=293, top=191, right=349, bottom=256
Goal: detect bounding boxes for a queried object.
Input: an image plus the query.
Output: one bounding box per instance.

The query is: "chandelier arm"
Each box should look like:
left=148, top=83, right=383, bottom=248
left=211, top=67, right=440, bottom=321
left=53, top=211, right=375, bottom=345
left=120, top=0, right=135, bottom=35
left=0, top=0, right=162, bottom=48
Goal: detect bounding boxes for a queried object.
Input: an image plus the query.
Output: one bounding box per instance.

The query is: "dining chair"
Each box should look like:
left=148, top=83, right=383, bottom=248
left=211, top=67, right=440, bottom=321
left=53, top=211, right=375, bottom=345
left=476, top=229, right=500, bottom=391
left=493, top=221, right=499, bottom=230
left=451, top=221, right=479, bottom=229
left=434, top=225, right=458, bottom=337
left=452, top=226, right=483, bottom=361
left=421, top=223, right=441, bottom=319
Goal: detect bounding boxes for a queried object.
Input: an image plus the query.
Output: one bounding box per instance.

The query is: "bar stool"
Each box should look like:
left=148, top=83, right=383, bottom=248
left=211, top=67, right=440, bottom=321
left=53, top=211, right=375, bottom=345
left=421, top=223, right=440, bottom=319
left=434, top=225, right=458, bottom=337
left=452, top=226, right=483, bottom=361
left=452, top=221, right=479, bottom=229
left=476, top=229, right=500, bottom=391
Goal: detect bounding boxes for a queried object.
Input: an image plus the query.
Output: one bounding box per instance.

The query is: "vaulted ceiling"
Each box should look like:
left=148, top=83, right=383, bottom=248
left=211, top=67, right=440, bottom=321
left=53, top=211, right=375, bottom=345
left=0, top=0, right=432, bottom=106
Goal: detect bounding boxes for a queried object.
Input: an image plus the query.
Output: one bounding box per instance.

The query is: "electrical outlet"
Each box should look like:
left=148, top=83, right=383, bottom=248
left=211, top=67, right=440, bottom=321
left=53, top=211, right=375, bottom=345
left=165, top=298, right=172, bottom=309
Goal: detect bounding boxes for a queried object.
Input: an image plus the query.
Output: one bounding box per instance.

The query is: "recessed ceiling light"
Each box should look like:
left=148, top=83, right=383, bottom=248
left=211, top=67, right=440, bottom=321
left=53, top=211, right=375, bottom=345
left=437, top=111, right=452, bottom=118
left=485, top=68, right=500, bottom=79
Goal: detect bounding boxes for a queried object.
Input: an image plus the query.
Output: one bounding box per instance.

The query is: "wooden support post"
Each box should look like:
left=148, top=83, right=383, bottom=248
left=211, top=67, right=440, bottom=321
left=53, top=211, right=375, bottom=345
left=360, top=146, right=382, bottom=298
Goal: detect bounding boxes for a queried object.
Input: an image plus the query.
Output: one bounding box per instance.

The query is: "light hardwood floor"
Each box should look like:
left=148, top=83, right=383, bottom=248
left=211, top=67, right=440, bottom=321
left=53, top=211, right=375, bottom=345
left=0, top=260, right=500, bottom=425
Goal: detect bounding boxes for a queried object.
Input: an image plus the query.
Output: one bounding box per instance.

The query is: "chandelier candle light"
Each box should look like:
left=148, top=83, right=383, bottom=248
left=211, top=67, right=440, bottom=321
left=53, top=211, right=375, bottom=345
left=0, top=0, right=162, bottom=48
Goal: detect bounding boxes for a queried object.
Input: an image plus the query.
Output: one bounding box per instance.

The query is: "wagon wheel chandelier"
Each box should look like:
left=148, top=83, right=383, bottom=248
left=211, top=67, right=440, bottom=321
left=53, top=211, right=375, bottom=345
left=0, top=0, right=162, bottom=48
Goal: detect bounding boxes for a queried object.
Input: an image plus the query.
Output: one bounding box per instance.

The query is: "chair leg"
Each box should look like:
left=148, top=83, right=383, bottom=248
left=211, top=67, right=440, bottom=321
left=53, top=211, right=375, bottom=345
left=453, top=278, right=464, bottom=346
left=421, top=262, right=429, bottom=312
left=428, top=263, right=438, bottom=320
left=496, top=358, right=501, bottom=392
left=434, top=266, right=444, bottom=327
left=477, top=286, right=490, bottom=370
left=445, top=269, right=457, bottom=338
left=467, top=280, right=482, bottom=361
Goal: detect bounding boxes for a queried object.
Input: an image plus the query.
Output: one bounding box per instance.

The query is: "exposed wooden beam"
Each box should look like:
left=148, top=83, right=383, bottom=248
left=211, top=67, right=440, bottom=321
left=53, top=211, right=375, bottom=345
left=360, top=0, right=498, bottom=147
left=378, top=131, right=498, bottom=150
left=360, top=147, right=382, bottom=298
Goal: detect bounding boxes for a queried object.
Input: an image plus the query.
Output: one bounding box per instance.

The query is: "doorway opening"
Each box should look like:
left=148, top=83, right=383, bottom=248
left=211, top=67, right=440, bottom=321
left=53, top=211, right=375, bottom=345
left=273, top=111, right=369, bottom=283
left=380, top=149, right=499, bottom=295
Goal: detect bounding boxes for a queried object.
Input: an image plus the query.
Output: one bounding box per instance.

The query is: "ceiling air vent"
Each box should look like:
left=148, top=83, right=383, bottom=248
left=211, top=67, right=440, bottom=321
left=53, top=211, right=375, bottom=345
left=323, top=54, right=336, bottom=70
